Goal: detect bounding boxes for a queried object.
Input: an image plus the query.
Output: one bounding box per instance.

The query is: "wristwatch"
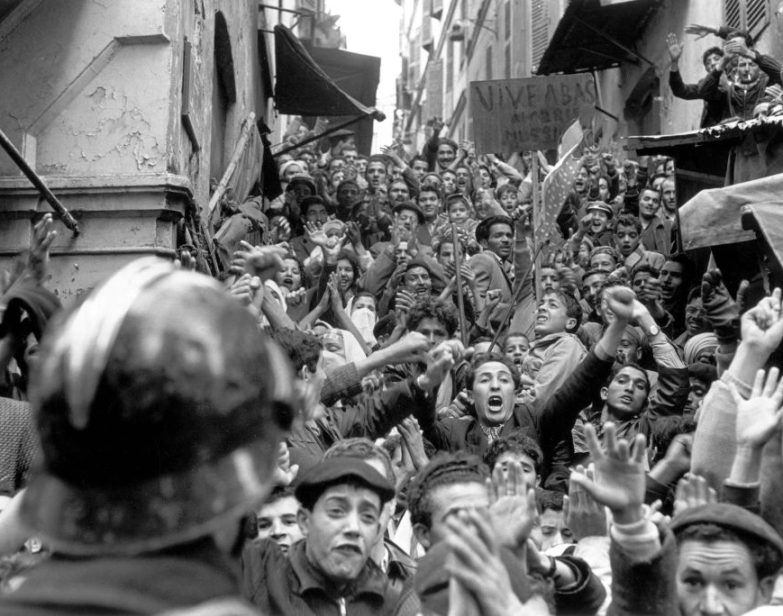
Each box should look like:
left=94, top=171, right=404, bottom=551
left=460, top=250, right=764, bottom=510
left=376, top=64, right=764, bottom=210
left=646, top=323, right=661, bottom=337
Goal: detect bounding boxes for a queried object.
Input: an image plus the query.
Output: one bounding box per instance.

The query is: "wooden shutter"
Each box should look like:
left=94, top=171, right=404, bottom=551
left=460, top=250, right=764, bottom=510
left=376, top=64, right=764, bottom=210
left=531, top=0, right=549, bottom=69
left=746, top=0, right=770, bottom=41
left=724, top=0, right=742, bottom=30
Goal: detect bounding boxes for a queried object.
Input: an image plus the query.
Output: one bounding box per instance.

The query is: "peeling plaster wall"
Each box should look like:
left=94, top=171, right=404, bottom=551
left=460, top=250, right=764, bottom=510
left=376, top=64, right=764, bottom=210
left=168, top=0, right=263, bottom=213
left=0, top=0, right=266, bottom=301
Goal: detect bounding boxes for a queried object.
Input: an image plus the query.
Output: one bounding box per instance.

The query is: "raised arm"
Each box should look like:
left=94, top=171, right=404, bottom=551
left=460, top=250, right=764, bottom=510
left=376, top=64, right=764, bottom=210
left=536, top=287, right=635, bottom=445
left=692, top=288, right=783, bottom=491
left=574, top=423, right=679, bottom=616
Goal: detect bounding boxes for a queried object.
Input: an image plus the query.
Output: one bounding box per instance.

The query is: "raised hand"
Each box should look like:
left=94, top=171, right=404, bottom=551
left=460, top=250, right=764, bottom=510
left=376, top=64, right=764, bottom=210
left=673, top=473, right=716, bottom=517
left=398, top=416, right=429, bottom=471
left=420, top=339, right=464, bottom=390
left=741, top=288, right=783, bottom=355
left=228, top=273, right=262, bottom=310
left=489, top=460, right=538, bottom=550
left=175, top=247, right=197, bottom=272
left=570, top=422, right=647, bottom=525
left=269, top=217, right=292, bottom=244
left=326, top=272, right=343, bottom=312
left=444, top=510, right=546, bottom=616
left=565, top=465, right=608, bottom=540
left=666, top=33, right=683, bottom=63
left=234, top=241, right=286, bottom=280
left=272, top=442, right=299, bottom=487
left=684, top=24, right=715, bottom=39
left=602, top=285, right=636, bottom=325
left=730, top=368, right=783, bottom=449
left=305, top=221, right=328, bottom=245
left=385, top=331, right=429, bottom=363
left=26, top=213, right=57, bottom=284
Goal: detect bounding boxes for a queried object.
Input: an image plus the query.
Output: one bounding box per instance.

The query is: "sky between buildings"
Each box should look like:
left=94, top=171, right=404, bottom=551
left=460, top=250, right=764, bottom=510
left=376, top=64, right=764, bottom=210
left=326, top=0, right=401, bottom=151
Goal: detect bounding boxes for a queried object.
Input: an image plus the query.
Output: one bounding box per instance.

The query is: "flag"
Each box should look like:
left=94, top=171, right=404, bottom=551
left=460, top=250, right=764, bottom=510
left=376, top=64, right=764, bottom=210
left=536, top=140, right=582, bottom=252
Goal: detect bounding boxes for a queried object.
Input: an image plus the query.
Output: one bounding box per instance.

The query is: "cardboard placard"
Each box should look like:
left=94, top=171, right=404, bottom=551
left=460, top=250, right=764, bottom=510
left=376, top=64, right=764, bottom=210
left=470, top=74, right=596, bottom=154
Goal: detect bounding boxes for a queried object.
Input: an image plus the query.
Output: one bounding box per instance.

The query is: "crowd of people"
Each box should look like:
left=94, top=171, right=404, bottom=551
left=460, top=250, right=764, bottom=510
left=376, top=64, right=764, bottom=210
left=0, top=21, right=782, bottom=616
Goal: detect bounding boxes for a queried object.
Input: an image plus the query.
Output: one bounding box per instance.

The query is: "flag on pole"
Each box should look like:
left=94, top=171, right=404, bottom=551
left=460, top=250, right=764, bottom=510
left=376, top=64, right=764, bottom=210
left=536, top=124, right=583, bottom=253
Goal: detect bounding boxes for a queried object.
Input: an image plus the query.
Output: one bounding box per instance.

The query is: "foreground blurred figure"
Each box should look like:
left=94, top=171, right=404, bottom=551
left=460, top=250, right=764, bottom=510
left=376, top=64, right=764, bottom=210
left=0, top=257, right=294, bottom=615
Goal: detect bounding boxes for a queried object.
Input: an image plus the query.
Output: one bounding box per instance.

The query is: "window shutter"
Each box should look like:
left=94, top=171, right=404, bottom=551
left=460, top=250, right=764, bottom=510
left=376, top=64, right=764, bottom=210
left=724, top=0, right=742, bottom=30
left=531, top=0, right=549, bottom=70
left=746, top=0, right=770, bottom=41
left=422, top=14, right=434, bottom=52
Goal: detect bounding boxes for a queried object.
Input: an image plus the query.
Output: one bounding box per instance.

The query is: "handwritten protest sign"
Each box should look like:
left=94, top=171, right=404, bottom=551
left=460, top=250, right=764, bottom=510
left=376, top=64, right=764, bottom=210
left=470, top=74, right=596, bottom=154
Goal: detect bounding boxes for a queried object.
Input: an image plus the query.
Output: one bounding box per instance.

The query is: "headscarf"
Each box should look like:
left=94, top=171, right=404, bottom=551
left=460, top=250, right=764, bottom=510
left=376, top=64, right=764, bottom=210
left=684, top=332, right=719, bottom=365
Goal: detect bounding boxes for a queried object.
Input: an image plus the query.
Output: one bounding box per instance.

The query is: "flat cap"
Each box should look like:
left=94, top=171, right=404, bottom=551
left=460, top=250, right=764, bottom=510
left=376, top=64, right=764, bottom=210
left=586, top=200, right=614, bottom=218
left=295, top=457, right=395, bottom=508
left=671, top=503, right=783, bottom=557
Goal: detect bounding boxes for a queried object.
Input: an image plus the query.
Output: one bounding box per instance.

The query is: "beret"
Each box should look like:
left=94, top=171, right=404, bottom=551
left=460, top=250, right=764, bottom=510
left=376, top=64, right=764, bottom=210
left=392, top=200, right=425, bottom=224
left=671, top=503, right=783, bottom=558
left=295, top=457, right=395, bottom=507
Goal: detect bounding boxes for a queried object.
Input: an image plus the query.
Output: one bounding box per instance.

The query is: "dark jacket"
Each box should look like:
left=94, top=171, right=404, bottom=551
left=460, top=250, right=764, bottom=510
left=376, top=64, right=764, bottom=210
left=698, top=52, right=783, bottom=121
left=669, top=70, right=726, bottom=127
left=242, top=538, right=400, bottom=616
left=607, top=526, right=678, bottom=616
left=0, top=539, right=253, bottom=615
left=289, top=377, right=433, bottom=475
left=552, top=553, right=607, bottom=615
left=640, top=215, right=672, bottom=257
left=417, top=351, right=614, bottom=492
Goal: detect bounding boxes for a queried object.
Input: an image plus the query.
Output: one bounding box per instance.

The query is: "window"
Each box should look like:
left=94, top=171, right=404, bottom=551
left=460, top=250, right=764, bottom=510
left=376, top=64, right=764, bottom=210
left=486, top=46, right=493, bottom=80
left=446, top=39, right=454, bottom=91
left=531, top=0, right=549, bottom=70
left=724, top=0, right=770, bottom=41
left=504, top=0, right=511, bottom=40
left=505, top=42, right=511, bottom=79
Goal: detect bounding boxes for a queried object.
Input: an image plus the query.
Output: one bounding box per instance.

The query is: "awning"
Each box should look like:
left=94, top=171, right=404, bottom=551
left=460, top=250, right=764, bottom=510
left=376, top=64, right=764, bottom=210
left=626, top=116, right=783, bottom=195
left=536, top=0, right=662, bottom=75
left=678, top=174, right=783, bottom=252
left=273, top=25, right=384, bottom=121
left=305, top=45, right=382, bottom=157
left=742, top=203, right=783, bottom=282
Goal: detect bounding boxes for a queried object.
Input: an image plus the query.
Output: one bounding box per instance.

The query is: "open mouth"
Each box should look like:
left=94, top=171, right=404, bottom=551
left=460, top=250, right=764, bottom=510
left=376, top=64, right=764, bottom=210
left=536, top=313, right=548, bottom=323
left=487, top=395, right=504, bottom=411
left=619, top=394, right=633, bottom=405
left=282, top=276, right=293, bottom=287
left=334, top=544, right=362, bottom=556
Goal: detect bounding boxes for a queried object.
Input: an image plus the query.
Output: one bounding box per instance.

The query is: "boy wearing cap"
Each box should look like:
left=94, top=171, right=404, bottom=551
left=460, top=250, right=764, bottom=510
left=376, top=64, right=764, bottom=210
left=584, top=201, right=615, bottom=247
left=241, top=458, right=401, bottom=614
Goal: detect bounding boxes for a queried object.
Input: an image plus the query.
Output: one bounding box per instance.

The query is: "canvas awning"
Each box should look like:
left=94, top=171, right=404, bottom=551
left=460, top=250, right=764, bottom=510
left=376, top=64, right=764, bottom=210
left=273, top=25, right=384, bottom=121
left=742, top=203, right=783, bottom=282
left=679, top=173, right=783, bottom=251
left=536, top=0, right=662, bottom=75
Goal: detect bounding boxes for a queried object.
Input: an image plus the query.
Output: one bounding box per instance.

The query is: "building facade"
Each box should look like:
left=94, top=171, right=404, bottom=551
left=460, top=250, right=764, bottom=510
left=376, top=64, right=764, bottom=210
left=398, top=0, right=783, bottom=155
left=0, top=0, right=344, bottom=301
left=396, top=0, right=566, bottom=151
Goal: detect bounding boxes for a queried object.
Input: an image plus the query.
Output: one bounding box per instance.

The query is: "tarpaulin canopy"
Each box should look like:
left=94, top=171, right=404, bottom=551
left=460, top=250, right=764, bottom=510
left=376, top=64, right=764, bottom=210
left=679, top=173, right=783, bottom=251
left=742, top=203, right=783, bottom=282
left=536, top=0, right=662, bottom=75
left=273, top=24, right=384, bottom=121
